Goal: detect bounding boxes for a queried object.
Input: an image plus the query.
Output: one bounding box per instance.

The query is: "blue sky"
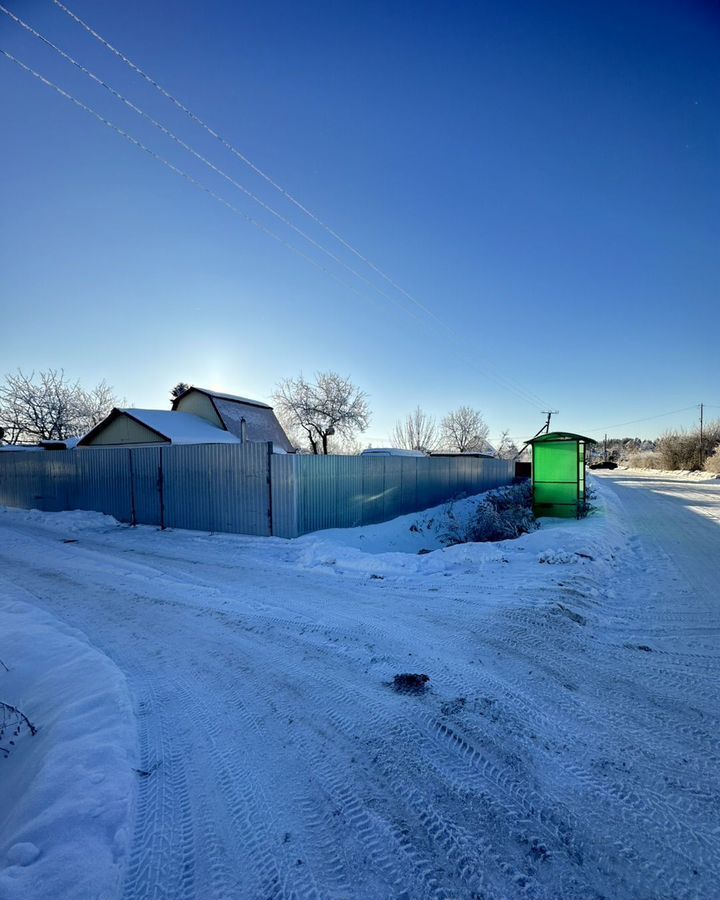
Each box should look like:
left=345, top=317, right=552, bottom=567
left=1, top=0, right=718, bottom=444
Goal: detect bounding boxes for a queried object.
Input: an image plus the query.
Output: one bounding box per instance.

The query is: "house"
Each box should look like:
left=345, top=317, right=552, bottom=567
left=77, top=409, right=242, bottom=447
left=171, top=387, right=294, bottom=452
left=361, top=448, right=427, bottom=457
left=39, top=437, right=81, bottom=450
left=430, top=451, right=495, bottom=460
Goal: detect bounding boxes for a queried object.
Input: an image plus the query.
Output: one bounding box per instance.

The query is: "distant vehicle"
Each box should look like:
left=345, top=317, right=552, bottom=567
left=589, top=461, right=618, bottom=470
left=360, top=447, right=427, bottom=458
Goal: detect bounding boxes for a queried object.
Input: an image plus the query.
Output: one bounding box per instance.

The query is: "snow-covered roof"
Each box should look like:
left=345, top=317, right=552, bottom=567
left=78, top=409, right=242, bottom=446
left=39, top=437, right=81, bottom=450
left=175, top=387, right=272, bottom=409
left=432, top=453, right=494, bottom=460
left=212, top=397, right=294, bottom=451
left=361, top=448, right=427, bottom=457
left=169, top=388, right=294, bottom=451
left=121, top=410, right=242, bottom=444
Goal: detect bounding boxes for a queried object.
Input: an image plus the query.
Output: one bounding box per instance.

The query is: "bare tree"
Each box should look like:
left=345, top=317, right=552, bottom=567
left=440, top=406, right=490, bottom=453
left=0, top=369, right=119, bottom=443
left=327, top=432, right=364, bottom=455
left=75, top=380, right=119, bottom=433
left=170, top=382, right=191, bottom=401
left=497, top=430, right=520, bottom=459
left=392, top=406, right=441, bottom=453
left=273, top=371, right=370, bottom=454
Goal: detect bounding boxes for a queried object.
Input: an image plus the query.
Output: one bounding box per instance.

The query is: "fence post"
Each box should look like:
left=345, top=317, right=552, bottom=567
left=158, top=446, right=165, bottom=530
left=267, top=442, right=274, bottom=536
left=128, top=448, right=137, bottom=526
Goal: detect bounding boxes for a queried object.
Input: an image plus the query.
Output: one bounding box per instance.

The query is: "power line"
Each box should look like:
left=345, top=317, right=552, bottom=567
left=0, top=4, right=426, bottom=326
left=48, top=0, right=551, bottom=412
left=48, top=0, right=451, bottom=324
left=0, top=49, right=388, bottom=311
left=585, top=405, right=698, bottom=434
left=9, top=1, right=553, bottom=412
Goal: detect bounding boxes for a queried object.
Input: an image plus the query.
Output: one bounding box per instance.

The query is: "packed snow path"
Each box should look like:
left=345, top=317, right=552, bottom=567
left=1, top=474, right=719, bottom=899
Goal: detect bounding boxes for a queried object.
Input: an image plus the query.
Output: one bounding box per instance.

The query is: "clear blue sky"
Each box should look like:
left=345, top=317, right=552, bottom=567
left=1, top=0, right=718, bottom=444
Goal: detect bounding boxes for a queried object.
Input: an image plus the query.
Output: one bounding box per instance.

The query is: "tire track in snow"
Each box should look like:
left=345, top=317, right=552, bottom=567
left=2, top=476, right=720, bottom=900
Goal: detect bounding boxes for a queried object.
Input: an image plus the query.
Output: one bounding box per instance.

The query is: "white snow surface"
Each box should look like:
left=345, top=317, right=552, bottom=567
left=0, top=593, right=136, bottom=900
left=0, top=471, right=718, bottom=898
left=117, top=409, right=242, bottom=444
left=619, top=466, right=720, bottom=482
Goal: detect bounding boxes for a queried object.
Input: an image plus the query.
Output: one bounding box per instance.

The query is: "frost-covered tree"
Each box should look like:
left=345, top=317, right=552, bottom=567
left=0, top=369, right=119, bottom=443
left=170, top=382, right=191, bottom=401
left=440, top=406, right=490, bottom=453
left=497, top=430, right=520, bottom=459
left=273, top=371, right=370, bottom=454
left=392, top=406, right=441, bottom=453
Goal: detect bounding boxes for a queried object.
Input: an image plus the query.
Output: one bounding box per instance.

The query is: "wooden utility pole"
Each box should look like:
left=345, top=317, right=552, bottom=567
left=699, top=402, right=704, bottom=468
left=541, top=410, right=559, bottom=434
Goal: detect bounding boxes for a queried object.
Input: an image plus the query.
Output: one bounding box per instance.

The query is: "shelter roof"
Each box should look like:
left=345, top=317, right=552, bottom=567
left=526, top=431, right=597, bottom=445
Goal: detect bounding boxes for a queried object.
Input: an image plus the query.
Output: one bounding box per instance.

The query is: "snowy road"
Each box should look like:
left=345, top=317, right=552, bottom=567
left=597, top=469, right=720, bottom=600
left=1, top=475, right=719, bottom=899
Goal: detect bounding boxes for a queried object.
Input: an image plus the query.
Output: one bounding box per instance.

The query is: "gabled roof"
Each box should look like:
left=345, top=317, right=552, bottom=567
left=171, top=386, right=272, bottom=410
left=78, top=409, right=242, bottom=446
left=171, top=386, right=295, bottom=451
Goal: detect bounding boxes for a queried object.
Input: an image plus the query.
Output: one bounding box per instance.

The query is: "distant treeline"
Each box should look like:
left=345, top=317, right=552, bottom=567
left=602, top=424, right=720, bottom=473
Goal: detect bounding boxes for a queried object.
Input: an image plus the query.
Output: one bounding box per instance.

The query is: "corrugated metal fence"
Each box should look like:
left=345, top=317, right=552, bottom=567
left=0, top=444, right=272, bottom=535
left=270, top=454, right=514, bottom=537
left=0, top=445, right=514, bottom=538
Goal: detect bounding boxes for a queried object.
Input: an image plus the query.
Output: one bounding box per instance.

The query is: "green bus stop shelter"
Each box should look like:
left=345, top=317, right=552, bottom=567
left=527, top=432, right=596, bottom=518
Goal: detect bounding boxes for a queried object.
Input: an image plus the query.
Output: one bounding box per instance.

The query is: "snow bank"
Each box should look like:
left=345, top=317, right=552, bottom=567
left=0, top=506, right=120, bottom=534
left=0, top=598, right=137, bottom=900
left=618, top=466, right=720, bottom=481
left=292, top=478, right=625, bottom=578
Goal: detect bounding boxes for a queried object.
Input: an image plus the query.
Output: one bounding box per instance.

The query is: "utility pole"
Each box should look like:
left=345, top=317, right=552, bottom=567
left=541, top=410, right=559, bottom=434
left=699, top=402, right=704, bottom=468
left=604, top=433, right=608, bottom=463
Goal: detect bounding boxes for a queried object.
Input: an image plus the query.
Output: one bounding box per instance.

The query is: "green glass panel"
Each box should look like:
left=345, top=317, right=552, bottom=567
left=534, top=482, right=578, bottom=505
left=535, top=503, right=577, bottom=518
left=533, top=442, right=577, bottom=483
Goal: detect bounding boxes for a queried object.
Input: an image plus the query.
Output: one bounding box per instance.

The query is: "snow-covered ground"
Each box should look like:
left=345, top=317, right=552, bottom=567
left=0, top=593, right=136, bottom=899
left=618, top=466, right=720, bottom=482
left=0, top=472, right=718, bottom=899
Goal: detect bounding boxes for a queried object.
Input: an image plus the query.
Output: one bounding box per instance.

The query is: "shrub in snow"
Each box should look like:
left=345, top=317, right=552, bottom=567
left=625, top=451, right=662, bottom=470
left=656, top=422, right=720, bottom=471
left=538, top=549, right=578, bottom=565
left=704, top=447, right=720, bottom=475
left=443, top=482, right=537, bottom=545
left=0, top=700, right=37, bottom=758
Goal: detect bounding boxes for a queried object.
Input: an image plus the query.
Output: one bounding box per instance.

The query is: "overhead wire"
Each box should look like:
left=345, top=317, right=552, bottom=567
left=0, top=3, right=427, bottom=325
left=584, top=405, right=698, bottom=434
left=48, top=0, right=460, bottom=325
left=0, top=49, right=389, bottom=312
left=47, top=0, right=551, bottom=412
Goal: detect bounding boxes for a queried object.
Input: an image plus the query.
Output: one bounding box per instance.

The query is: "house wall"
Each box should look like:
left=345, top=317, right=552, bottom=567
left=83, top=415, right=165, bottom=446
left=175, top=392, right=223, bottom=428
